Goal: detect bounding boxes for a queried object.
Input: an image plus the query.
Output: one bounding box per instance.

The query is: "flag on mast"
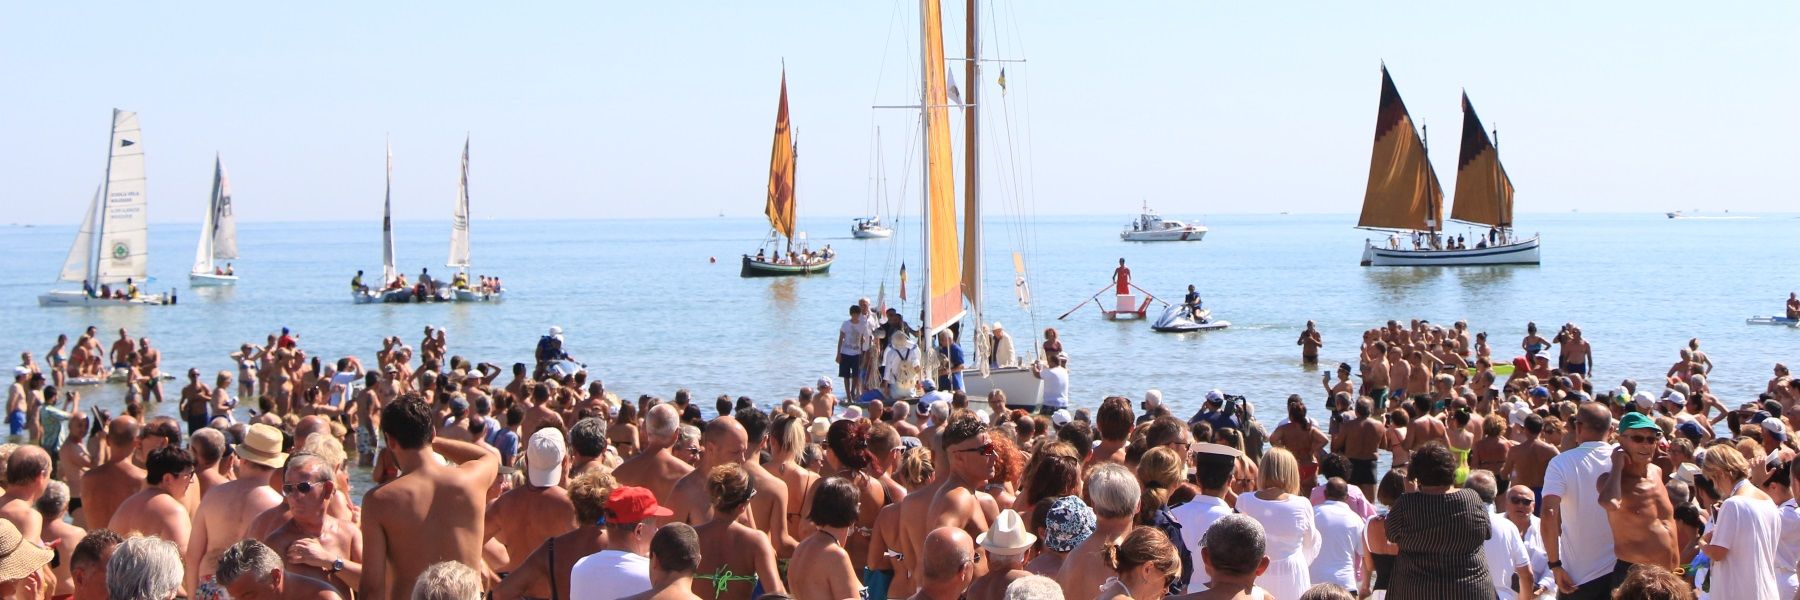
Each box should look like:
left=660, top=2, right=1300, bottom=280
left=947, top=69, right=963, bottom=106
left=998, top=68, right=1007, bottom=95
left=899, top=263, right=909, bottom=302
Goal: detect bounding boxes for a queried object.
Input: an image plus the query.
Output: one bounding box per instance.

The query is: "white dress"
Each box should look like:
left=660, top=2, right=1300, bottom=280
left=1236, top=492, right=1320, bottom=600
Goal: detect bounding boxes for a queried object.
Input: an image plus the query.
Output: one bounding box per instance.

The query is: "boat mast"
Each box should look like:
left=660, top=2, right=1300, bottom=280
left=962, top=0, right=983, bottom=364
left=1493, top=126, right=1505, bottom=232
left=1423, top=123, right=1438, bottom=243
left=93, top=110, right=121, bottom=285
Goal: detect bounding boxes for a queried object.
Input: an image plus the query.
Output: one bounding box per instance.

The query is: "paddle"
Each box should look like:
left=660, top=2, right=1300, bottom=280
left=1056, top=295, right=1097, bottom=320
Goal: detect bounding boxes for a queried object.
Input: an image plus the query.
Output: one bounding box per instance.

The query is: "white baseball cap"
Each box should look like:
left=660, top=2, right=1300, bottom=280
left=817, top=376, right=834, bottom=390
left=525, top=429, right=567, bottom=487
left=1205, top=389, right=1225, bottom=403
left=1051, top=409, right=1073, bottom=427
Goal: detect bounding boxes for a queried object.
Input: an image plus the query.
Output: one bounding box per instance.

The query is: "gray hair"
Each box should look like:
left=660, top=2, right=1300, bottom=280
left=570, top=418, right=607, bottom=458
left=928, top=400, right=950, bottom=423
left=891, top=401, right=912, bottom=420
left=1003, top=575, right=1065, bottom=600
left=677, top=425, right=702, bottom=448
left=285, top=453, right=335, bottom=484
left=1084, top=462, right=1141, bottom=519
left=108, top=536, right=183, bottom=600
left=411, top=560, right=482, bottom=600
left=214, top=539, right=281, bottom=586
left=645, top=404, right=680, bottom=444
left=34, top=480, right=69, bottom=517
left=1202, top=514, right=1267, bottom=577
left=1465, top=470, right=1498, bottom=505
left=989, top=550, right=1026, bottom=570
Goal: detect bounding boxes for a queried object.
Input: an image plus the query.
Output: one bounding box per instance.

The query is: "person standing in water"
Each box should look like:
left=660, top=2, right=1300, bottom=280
left=1297, top=321, right=1323, bottom=364
left=1113, top=258, right=1132, bottom=296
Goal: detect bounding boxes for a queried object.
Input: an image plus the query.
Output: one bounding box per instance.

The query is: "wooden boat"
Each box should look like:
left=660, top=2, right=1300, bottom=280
left=742, top=69, right=833, bottom=277
left=1356, top=69, right=1540, bottom=266
left=40, top=110, right=172, bottom=307
left=189, top=154, right=240, bottom=286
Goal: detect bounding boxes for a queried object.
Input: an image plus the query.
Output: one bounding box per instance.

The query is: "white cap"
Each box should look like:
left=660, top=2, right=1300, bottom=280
left=11, top=367, right=27, bottom=378
left=810, top=417, right=831, bottom=440
left=1205, top=389, right=1225, bottom=403
left=838, top=405, right=864, bottom=422
left=1051, top=409, right=1073, bottom=427
left=991, top=321, right=1004, bottom=330
left=525, top=429, right=566, bottom=487
left=975, top=408, right=993, bottom=423
left=1765, top=418, right=1788, bottom=441
left=817, top=376, right=834, bottom=390
left=1633, top=391, right=1656, bottom=410
left=548, top=326, right=563, bottom=336
left=1143, top=389, right=1163, bottom=408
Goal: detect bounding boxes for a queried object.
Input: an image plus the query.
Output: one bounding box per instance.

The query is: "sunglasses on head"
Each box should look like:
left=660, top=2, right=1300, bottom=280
left=282, top=480, right=327, bottom=496
left=956, top=442, right=997, bottom=457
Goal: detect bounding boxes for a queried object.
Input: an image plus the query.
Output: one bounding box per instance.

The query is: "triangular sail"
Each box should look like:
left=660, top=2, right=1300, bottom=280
left=1450, top=93, right=1514, bottom=228
left=211, top=157, right=238, bottom=260
left=1357, top=66, right=1443, bottom=231
left=382, top=142, right=398, bottom=285
left=59, top=186, right=101, bottom=283
left=448, top=136, right=471, bottom=269
left=97, top=109, right=149, bottom=285
left=922, top=0, right=963, bottom=333
left=764, top=71, right=797, bottom=242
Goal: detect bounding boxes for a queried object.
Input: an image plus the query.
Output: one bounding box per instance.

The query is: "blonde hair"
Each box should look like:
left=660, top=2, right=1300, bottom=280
left=1258, top=447, right=1301, bottom=495
left=1135, top=447, right=1185, bottom=526
left=1707, top=443, right=1751, bottom=484
left=411, top=560, right=481, bottom=600
left=299, top=433, right=348, bottom=472
left=1102, top=526, right=1181, bottom=581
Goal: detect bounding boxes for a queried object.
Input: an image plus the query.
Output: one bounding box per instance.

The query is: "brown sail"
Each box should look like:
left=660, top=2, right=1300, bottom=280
left=1357, top=66, right=1443, bottom=231
left=1450, top=93, right=1514, bottom=228
left=764, top=70, right=797, bottom=241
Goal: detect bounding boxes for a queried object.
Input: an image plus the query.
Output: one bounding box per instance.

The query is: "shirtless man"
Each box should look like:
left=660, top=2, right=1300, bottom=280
left=265, top=453, right=364, bottom=596
left=360, top=395, right=500, bottom=600
left=732, top=408, right=794, bottom=554
left=1361, top=342, right=1392, bottom=411
left=137, top=337, right=165, bottom=404
left=666, top=417, right=748, bottom=525
left=1597, top=413, right=1678, bottom=572
left=188, top=423, right=287, bottom=594
left=38, top=481, right=84, bottom=599
left=925, top=414, right=1000, bottom=578
left=108, top=330, right=133, bottom=373
left=1342, top=399, right=1385, bottom=499
left=108, top=446, right=197, bottom=597
left=189, top=429, right=230, bottom=498
left=1556, top=324, right=1593, bottom=376
left=217, top=539, right=345, bottom=600
left=1402, top=399, right=1450, bottom=455
left=1057, top=463, right=1137, bottom=596
left=612, top=404, right=693, bottom=507
left=1296, top=321, right=1323, bottom=364
left=1386, top=346, right=1413, bottom=402
left=1501, top=414, right=1559, bottom=509
left=485, top=429, right=575, bottom=579
left=81, top=416, right=145, bottom=530
left=0, top=447, right=51, bottom=539
left=1788, top=292, right=1800, bottom=320
left=179, top=369, right=211, bottom=434
left=809, top=384, right=837, bottom=422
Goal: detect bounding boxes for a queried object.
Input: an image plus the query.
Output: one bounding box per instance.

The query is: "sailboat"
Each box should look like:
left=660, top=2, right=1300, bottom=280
left=742, top=69, right=834, bottom=277
left=852, top=130, right=895, bottom=239
left=189, top=155, right=240, bottom=286
left=354, top=142, right=421, bottom=303
left=1357, top=68, right=1539, bottom=266
left=40, top=110, right=171, bottom=307
left=446, top=137, right=503, bottom=302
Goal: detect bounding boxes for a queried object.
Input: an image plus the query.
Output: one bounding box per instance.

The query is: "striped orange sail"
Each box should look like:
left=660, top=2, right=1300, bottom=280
left=764, top=70, right=797, bottom=242
left=1358, top=65, right=1443, bottom=232
left=922, top=0, right=963, bottom=332
left=1449, top=93, right=1514, bottom=228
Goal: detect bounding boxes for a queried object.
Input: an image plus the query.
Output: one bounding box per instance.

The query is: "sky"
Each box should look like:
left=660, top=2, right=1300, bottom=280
left=3, top=1, right=1795, bottom=225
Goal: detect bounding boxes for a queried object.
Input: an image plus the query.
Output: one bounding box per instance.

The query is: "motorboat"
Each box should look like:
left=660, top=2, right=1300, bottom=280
left=1120, top=202, right=1206, bottom=242
left=1151, top=304, right=1230, bottom=332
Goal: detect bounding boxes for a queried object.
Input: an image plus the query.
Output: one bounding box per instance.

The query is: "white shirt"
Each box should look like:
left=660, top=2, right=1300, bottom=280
left=1511, top=513, right=1554, bottom=593
left=1710, top=487, right=1781, bottom=600
left=838, top=318, right=869, bottom=355
left=1482, top=504, right=1531, bottom=600
left=1039, top=366, right=1068, bottom=408
left=569, top=549, right=651, bottom=600
left=1541, top=441, right=1616, bottom=586
left=1778, top=499, right=1800, bottom=600
left=1308, top=500, right=1365, bottom=590
left=1170, top=494, right=1233, bottom=588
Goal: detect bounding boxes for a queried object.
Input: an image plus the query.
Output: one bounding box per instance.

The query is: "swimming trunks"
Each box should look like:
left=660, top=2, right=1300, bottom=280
left=1565, top=361, right=1588, bottom=375
left=1349, top=458, right=1379, bottom=485
left=7, top=410, right=23, bottom=437
left=837, top=353, right=861, bottom=378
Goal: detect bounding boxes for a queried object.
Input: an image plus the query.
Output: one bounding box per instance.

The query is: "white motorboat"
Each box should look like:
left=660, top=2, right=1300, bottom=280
left=1120, top=203, right=1206, bottom=242
left=1355, top=71, right=1540, bottom=267
left=189, top=154, right=240, bottom=286
left=852, top=216, right=893, bottom=238
left=445, top=136, right=505, bottom=302
left=40, top=109, right=171, bottom=307
left=1151, top=304, right=1230, bottom=333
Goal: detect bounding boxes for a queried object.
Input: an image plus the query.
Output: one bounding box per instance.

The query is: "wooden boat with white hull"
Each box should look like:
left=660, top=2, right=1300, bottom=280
left=742, top=68, right=833, bottom=278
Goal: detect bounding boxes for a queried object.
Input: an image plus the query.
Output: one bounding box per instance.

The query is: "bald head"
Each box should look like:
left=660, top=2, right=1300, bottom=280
left=106, top=416, right=140, bottom=449
left=295, top=416, right=332, bottom=442
left=703, top=416, right=745, bottom=445
left=1576, top=402, right=1612, bottom=439
left=920, top=527, right=975, bottom=582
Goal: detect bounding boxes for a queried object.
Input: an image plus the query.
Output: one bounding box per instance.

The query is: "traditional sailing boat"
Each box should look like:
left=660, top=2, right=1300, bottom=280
left=742, top=69, right=834, bottom=277
left=40, top=109, right=171, bottom=307
left=446, top=137, right=503, bottom=302
left=1357, top=68, right=1539, bottom=266
left=189, top=155, right=240, bottom=286
left=852, top=130, right=894, bottom=239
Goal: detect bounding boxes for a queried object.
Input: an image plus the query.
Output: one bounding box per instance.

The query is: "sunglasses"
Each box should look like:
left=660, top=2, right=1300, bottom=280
left=282, top=480, right=328, bottom=496
left=1508, top=496, right=1534, bottom=506
left=1624, top=433, right=1662, bottom=445
left=956, top=442, right=997, bottom=457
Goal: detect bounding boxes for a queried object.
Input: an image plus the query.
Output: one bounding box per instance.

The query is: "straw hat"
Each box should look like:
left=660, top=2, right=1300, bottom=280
left=976, top=509, right=1037, bottom=555
left=234, top=423, right=289, bottom=469
left=0, top=519, right=52, bottom=582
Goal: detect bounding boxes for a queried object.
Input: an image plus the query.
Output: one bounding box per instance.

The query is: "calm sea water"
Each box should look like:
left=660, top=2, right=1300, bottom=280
left=4, top=212, right=1798, bottom=460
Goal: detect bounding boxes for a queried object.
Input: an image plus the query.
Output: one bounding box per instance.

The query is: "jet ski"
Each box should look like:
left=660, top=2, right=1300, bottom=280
left=1152, top=304, right=1230, bottom=333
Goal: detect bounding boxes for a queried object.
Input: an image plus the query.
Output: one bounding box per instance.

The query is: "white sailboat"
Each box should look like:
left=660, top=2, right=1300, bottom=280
left=40, top=109, right=171, bottom=307
left=852, top=129, right=894, bottom=239
left=447, top=136, right=503, bottom=302
left=354, top=142, right=417, bottom=303
left=189, top=154, right=239, bottom=286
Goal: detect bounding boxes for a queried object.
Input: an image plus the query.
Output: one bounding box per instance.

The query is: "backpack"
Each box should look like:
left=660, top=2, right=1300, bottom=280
left=535, top=335, right=562, bottom=362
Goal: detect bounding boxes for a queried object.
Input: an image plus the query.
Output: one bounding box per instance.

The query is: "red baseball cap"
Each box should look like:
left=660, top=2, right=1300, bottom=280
left=604, top=486, right=674, bottom=523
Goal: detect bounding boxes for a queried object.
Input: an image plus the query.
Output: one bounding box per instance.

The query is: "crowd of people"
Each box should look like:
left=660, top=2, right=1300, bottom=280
left=1, top=315, right=1796, bottom=600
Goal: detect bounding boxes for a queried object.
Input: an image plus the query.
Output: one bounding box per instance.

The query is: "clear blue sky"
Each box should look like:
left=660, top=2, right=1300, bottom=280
left=3, top=1, right=1795, bottom=224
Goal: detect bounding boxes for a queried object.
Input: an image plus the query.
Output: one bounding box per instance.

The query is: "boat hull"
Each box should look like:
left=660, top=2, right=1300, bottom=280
left=38, top=290, right=170, bottom=307
left=189, top=272, right=238, bottom=286
left=1747, top=316, right=1799, bottom=327
left=1121, top=227, right=1207, bottom=242
left=353, top=289, right=434, bottom=304
left=852, top=227, right=893, bottom=239
left=962, top=365, right=1045, bottom=411
left=741, top=256, right=833, bottom=277
left=453, top=288, right=505, bottom=303
left=1361, top=235, right=1540, bottom=267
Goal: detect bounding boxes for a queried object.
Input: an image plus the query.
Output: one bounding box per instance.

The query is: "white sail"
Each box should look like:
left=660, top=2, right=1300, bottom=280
left=58, top=186, right=101, bottom=283
left=211, top=156, right=238, bottom=260
left=382, top=142, right=398, bottom=285
left=97, top=109, right=149, bottom=285
left=447, top=136, right=470, bottom=269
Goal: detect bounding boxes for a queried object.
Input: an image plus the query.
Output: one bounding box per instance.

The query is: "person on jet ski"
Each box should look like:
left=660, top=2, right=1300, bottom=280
left=1183, top=284, right=1206, bottom=322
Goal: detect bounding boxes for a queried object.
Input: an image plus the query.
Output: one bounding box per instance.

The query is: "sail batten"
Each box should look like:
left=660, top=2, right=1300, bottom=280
left=764, top=72, right=797, bottom=241
left=96, top=109, right=149, bottom=285
left=448, top=137, right=472, bottom=269
left=922, top=0, right=963, bottom=332
left=1357, top=67, right=1443, bottom=232
left=1449, top=93, right=1514, bottom=227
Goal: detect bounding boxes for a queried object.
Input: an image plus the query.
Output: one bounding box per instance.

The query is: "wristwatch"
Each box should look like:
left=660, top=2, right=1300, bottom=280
left=331, top=559, right=345, bottom=573
left=1547, top=560, right=1562, bottom=570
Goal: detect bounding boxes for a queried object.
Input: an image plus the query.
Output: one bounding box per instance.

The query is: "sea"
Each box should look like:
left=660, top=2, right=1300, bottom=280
left=3, top=212, right=1797, bottom=489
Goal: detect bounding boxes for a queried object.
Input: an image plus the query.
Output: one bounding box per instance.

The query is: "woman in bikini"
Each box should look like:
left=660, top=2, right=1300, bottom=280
left=765, top=414, right=820, bottom=554
left=808, top=420, right=885, bottom=570
left=608, top=403, right=641, bottom=457
left=786, top=477, right=863, bottom=600
left=46, top=336, right=68, bottom=388
left=689, top=464, right=784, bottom=600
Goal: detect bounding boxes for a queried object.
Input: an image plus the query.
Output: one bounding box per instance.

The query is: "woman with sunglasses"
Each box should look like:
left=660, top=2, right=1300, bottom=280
left=1096, top=526, right=1183, bottom=600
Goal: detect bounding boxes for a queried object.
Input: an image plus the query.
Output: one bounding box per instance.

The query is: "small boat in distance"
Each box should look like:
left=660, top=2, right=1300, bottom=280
left=852, top=128, right=895, bottom=239
left=1358, top=68, right=1539, bottom=266
left=445, top=136, right=504, bottom=302
left=743, top=68, right=834, bottom=277
left=1120, top=201, right=1206, bottom=242
left=40, top=109, right=172, bottom=307
left=852, top=216, right=893, bottom=238
left=189, top=154, right=239, bottom=286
